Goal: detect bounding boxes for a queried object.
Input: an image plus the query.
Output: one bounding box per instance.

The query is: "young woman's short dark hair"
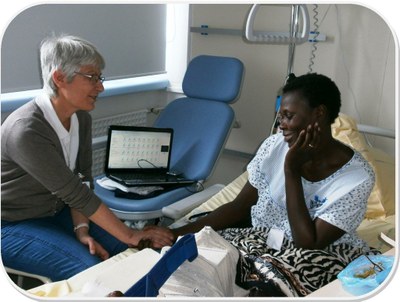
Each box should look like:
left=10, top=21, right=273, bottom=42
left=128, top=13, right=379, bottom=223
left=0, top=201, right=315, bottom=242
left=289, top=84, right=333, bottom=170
left=283, top=73, right=341, bottom=124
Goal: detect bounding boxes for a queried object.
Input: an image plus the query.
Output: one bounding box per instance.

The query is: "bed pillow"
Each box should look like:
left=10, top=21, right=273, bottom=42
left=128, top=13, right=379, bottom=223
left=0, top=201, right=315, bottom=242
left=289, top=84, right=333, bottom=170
left=368, top=148, right=395, bottom=216
left=357, top=215, right=395, bottom=253
left=331, top=113, right=389, bottom=219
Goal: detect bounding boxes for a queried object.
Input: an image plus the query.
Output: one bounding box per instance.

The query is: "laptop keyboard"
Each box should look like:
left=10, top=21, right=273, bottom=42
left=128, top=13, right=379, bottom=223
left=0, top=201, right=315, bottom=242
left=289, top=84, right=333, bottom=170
left=107, top=171, right=195, bottom=187
left=111, top=173, right=167, bottom=182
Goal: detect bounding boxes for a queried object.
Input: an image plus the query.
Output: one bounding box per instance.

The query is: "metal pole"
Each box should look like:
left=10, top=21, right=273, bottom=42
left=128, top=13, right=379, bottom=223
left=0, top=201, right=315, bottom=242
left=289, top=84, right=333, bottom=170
left=287, top=5, right=300, bottom=79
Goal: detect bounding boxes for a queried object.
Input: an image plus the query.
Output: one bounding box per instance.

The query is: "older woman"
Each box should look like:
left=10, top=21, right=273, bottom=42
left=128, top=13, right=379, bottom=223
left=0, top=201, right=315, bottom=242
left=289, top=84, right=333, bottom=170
left=1, top=34, right=173, bottom=282
left=172, top=73, right=377, bottom=296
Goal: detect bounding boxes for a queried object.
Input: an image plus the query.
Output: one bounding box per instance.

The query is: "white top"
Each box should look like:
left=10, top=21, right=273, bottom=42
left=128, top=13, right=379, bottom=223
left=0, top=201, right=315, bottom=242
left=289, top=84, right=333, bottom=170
left=35, top=94, right=79, bottom=171
left=247, top=133, right=375, bottom=248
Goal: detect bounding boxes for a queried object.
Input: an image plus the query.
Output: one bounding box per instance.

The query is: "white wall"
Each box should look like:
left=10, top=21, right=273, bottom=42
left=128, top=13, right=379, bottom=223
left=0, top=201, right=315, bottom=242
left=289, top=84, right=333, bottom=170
left=1, top=3, right=394, bottom=157
left=189, top=4, right=396, bottom=156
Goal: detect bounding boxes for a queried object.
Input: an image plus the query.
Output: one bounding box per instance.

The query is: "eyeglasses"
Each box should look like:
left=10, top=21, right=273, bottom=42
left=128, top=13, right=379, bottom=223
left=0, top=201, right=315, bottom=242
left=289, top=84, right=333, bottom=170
left=74, top=71, right=105, bottom=84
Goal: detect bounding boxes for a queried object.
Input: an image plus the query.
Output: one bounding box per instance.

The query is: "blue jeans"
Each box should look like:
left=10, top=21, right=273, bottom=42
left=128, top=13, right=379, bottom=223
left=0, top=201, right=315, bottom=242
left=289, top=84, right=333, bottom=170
left=1, top=207, right=128, bottom=281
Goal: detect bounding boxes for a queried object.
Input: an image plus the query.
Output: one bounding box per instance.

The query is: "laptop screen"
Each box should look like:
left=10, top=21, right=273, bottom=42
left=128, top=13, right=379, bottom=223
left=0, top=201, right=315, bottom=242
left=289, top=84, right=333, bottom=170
left=105, top=125, right=173, bottom=172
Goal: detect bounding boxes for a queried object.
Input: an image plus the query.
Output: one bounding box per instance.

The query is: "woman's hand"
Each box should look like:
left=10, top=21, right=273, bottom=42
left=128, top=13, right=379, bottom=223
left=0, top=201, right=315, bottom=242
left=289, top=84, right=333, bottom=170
left=285, top=122, right=321, bottom=173
left=88, top=203, right=175, bottom=251
left=126, top=225, right=175, bottom=249
left=75, top=229, right=110, bottom=260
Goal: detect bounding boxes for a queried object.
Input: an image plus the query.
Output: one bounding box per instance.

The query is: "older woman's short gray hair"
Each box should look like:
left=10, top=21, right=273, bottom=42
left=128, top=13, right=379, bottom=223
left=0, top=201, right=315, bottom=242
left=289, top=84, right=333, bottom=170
left=40, top=34, right=105, bottom=97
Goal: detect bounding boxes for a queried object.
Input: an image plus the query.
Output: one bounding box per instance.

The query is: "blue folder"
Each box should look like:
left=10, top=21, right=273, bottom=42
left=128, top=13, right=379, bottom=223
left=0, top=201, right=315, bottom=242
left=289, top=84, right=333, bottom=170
left=124, top=233, right=198, bottom=297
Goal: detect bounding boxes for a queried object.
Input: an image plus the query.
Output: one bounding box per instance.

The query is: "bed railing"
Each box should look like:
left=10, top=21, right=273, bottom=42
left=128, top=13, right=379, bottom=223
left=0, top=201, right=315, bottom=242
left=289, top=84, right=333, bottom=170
left=357, top=124, right=395, bottom=139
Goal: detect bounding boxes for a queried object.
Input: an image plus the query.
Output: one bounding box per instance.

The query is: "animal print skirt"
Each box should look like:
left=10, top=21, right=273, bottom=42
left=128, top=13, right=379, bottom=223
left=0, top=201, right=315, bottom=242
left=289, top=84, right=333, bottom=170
left=218, top=226, right=380, bottom=297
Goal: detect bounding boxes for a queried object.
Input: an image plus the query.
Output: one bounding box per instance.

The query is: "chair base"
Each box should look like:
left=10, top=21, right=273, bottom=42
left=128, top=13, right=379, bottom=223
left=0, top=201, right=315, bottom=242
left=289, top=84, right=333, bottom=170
left=5, top=267, right=51, bottom=289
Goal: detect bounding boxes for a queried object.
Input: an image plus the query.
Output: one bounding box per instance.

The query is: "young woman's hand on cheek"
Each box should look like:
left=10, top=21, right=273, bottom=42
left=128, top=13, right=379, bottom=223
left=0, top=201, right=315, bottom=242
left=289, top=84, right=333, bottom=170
left=305, top=122, right=321, bottom=149
left=285, top=123, right=320, bottom=173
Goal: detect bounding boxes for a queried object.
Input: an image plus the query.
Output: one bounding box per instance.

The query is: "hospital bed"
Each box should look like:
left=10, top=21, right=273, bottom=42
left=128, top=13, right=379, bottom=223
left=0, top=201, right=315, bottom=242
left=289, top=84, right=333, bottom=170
left=25, top=113, right=395, bottom=298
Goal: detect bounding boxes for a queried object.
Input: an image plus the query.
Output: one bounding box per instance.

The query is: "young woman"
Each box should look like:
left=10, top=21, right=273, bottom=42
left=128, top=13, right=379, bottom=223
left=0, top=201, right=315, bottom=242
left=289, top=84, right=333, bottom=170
left=171, top=73, right=377, bottom=296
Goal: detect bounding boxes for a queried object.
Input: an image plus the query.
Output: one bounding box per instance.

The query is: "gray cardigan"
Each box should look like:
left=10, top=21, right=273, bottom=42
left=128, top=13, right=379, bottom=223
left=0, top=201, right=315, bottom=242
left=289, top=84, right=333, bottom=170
left=1, top=99, right=102, bottom=221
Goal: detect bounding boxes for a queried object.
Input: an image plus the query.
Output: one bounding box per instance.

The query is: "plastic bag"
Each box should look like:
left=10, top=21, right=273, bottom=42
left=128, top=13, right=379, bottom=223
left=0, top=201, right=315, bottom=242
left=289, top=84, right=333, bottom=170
left=158, top=227, right=249, bottom=297
left=337, top=254, right=394, bottom=296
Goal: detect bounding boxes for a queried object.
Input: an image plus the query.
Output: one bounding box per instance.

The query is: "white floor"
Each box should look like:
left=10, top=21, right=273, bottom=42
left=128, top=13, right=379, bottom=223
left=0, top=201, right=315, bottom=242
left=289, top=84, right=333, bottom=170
left=203, top=150, right=251, bottom=188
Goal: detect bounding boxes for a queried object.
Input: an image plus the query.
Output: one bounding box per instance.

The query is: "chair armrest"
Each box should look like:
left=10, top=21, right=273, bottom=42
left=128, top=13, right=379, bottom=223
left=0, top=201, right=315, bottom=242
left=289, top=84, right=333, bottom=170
left=161, top=184, right=225, bottom=220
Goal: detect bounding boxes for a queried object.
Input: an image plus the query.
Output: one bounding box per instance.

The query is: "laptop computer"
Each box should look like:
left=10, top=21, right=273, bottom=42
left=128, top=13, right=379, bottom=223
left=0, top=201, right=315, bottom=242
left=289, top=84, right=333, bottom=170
left=104, top=125, right=195, bottom=187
